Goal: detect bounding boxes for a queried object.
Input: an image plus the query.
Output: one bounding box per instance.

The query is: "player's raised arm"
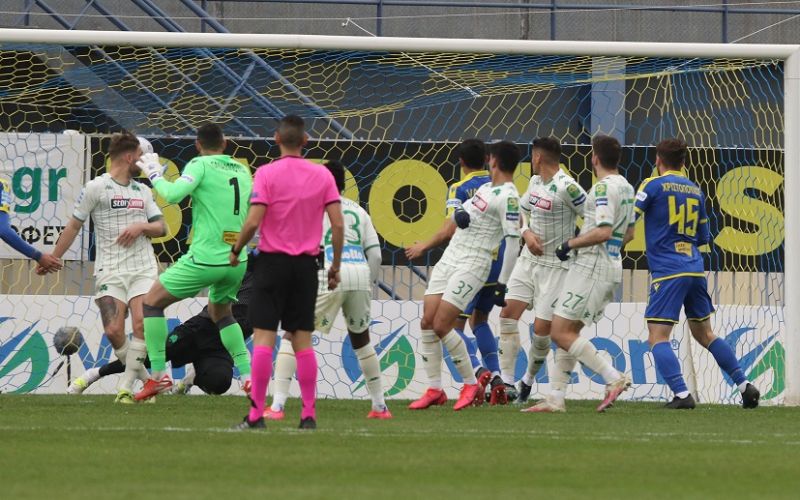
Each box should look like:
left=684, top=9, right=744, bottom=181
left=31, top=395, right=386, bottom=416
left=139, top=154, right=204, bottom=204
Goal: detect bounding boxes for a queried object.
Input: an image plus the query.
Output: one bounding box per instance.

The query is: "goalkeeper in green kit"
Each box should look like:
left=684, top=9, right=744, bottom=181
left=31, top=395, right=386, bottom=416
left=133, top=124, right=253, bottom=400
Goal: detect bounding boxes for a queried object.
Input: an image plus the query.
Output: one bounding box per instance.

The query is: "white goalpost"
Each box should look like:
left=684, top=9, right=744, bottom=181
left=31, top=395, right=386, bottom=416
left=0, top=28, right=797, bottom=405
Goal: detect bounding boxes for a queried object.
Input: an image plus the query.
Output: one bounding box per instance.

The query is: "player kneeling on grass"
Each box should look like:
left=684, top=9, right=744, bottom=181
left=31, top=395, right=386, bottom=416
left=634, top=138, right=759, bottom=410
left=69, top=256, right=255, bottom=397
left=51, top=133, right=165, bottom=403
left=524, top=135, right=634, bottom=414
left=266, top=161, right=389, bottom=420
left=409, top=141, right=521, bottom=411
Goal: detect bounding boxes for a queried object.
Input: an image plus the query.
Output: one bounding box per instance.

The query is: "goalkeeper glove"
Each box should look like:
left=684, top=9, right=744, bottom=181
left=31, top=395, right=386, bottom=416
left=493, top=283, right=507, bottom=307
left=136, top=152, right=164, bottom=182
left=453, top=209, right=471, bottom=229
left=555, top=240, right=572, bottom=261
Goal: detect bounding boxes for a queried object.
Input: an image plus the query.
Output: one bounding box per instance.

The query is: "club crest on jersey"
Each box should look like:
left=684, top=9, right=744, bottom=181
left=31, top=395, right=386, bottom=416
left=111, top=196, right=144, bottom=209
left=472, top=193, right=488, bottom=212
left=529, top=195, right=552, bottom=211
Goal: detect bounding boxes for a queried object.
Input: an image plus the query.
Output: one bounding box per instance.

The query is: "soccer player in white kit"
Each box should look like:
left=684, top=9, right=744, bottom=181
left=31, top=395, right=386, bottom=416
left=55, top=133, right=166, bottom=402
left=496, top=137, right=587, bottom=404
left=264, top=160, right=391, bottom=420
left=525, top=135, right=635, bottom=413
left=409, top=141, right=521, bottom=411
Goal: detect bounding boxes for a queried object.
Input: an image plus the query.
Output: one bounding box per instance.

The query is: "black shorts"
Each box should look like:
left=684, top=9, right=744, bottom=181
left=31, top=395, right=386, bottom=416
left=249, top=252, right=319, bottom=332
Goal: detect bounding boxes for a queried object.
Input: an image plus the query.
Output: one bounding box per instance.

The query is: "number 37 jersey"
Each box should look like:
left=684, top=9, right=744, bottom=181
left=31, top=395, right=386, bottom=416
left=634, top=171, right=710, bottom=279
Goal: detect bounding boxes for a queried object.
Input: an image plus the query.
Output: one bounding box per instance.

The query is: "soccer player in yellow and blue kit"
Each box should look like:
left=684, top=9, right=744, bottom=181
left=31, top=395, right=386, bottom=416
left=0, top=178, right=62, bottom=272
left=635, top=138, right=759, bottom=409
left=405, top=139, right=503, bottom=405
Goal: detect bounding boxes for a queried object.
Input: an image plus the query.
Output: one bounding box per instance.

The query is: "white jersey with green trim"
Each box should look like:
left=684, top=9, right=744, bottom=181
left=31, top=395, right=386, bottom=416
left=73, top=174, right=161, bottom=276
left=319, top=197, right=380, bottom=292
left=573, top=174, right=636, bottom=283
left=520, top=170, right=586, bottom=269
left=439, top=181, right=521, bottom=279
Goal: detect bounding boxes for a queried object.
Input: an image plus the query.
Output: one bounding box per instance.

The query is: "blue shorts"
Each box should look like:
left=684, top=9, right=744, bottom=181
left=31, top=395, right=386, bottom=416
left=645, top=275, right=715, bottom=324
left=462, top=240, right=504, bottom=317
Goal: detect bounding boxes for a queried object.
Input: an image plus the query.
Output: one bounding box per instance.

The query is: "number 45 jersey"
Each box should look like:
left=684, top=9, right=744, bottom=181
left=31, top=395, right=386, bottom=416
left=634, top=171, right=710, bottom=280
left=320, top=197, right=380, bottom=292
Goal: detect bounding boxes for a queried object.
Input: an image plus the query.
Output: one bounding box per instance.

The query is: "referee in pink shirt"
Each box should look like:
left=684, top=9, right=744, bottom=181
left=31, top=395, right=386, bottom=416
left=230, top=115, right=344, bottom=430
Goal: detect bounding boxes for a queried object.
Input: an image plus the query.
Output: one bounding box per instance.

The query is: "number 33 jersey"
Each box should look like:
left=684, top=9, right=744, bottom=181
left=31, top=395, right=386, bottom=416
left=320, top=197, right=380, bottom=292
left=634, top=171, right=710, bottom=280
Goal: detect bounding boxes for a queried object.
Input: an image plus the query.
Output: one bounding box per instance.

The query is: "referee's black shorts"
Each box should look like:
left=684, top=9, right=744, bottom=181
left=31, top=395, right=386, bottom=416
left=249, top=252, right=320, bottom=332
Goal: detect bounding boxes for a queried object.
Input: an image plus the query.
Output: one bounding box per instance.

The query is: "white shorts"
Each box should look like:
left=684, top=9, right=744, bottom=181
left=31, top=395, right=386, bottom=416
left=506, top=258, right=567, bottom=321
left=315, top=289, right=371, bottom=334
left=553, top=269, right=618, bottom=325
left=425, top=261, right=485, bottom=312
left=95, top=269, right=157, bottom=304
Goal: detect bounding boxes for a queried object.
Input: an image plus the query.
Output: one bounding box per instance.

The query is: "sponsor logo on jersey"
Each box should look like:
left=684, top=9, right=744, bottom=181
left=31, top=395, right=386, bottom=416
left=636, top=190, right=648, bottom=202
left=472, top=193, right=488, bottom=212
left=110, top=197, right=144, bottom=209
left=529, top=195, right=552, bottom=211
left=595, top=183, right=607, bottom=196
left=326, top=245, right=366, bottom=264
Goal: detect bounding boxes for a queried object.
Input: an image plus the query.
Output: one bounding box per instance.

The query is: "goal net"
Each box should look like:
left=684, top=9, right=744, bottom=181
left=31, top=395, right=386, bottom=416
left=0, top=30, right=794, bottom=405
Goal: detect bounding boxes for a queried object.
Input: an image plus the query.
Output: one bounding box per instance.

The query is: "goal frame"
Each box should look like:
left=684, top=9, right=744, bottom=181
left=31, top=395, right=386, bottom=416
left=0, top=28, right=798, bottom=405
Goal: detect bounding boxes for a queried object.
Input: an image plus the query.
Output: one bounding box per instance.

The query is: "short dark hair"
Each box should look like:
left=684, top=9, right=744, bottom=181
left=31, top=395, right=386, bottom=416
left=277, top=115, right=305, bottom=148
left=592, top=135, right=622, bottom=168
left=489, top=141, right=520, bottom=174
left=457, top=138, right=486, bottom=169
left=531, top=136, right=561, bottom=163
left=325, top=160, right=346, bottom=192
left=108, top=132, right=140, bottom=159
left=196, top=123, right=225, bottom=150
left=656, top=138, right=688, bottom=169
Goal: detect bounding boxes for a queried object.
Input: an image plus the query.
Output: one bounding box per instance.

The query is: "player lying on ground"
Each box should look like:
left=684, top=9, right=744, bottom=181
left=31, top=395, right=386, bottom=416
left=405, top=139, right=505, bottom=404
left=0, top=177, right=62, bottom=272
left=634, top=138, right=759, bottom=410
left=68, top=257, right=254, bottom=396
left=134, top=124, right=253, bottom=401
left=410, top=141, right=521, bottom=411
left=49, top=133, right=165, bottom=403
left=497, top=137, right=587, bottom=405
left=525, top=135, right=634, bottom=414
left=265, top=160, right=390, bottom=420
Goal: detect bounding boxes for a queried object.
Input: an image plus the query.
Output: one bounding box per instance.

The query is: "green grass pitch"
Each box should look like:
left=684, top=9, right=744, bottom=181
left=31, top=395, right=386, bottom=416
left=1, top=395, right=798, bottom=499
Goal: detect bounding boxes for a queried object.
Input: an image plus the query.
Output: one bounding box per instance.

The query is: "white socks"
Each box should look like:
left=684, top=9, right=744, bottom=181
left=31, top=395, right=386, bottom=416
left=113, top=337, right=129, bottom=365
left=120, top=338, right=147, bottom=392
left=523, top=334, right=551, bottom=385
left=421, top=329, right=443, bottom=389
left=271, top=340, right=297, bottom=411
left=549, top=348, right=576, bottom=402
left=355, top=343, right=386, bottom=410
left=499, top=318, right=520, bottom=385
left=441, top=331, right=477, bottom=385
left=567, top=337, right=620, bottom=384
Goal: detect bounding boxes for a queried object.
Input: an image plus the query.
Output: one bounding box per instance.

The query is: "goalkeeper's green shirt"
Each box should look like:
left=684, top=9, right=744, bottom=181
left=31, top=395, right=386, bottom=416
left=153, top=154, right=252, bottom=266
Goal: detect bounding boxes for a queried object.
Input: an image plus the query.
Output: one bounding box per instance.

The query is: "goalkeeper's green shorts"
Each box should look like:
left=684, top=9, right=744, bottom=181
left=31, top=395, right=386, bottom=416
left=159, top=255, right=246, bottom=304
